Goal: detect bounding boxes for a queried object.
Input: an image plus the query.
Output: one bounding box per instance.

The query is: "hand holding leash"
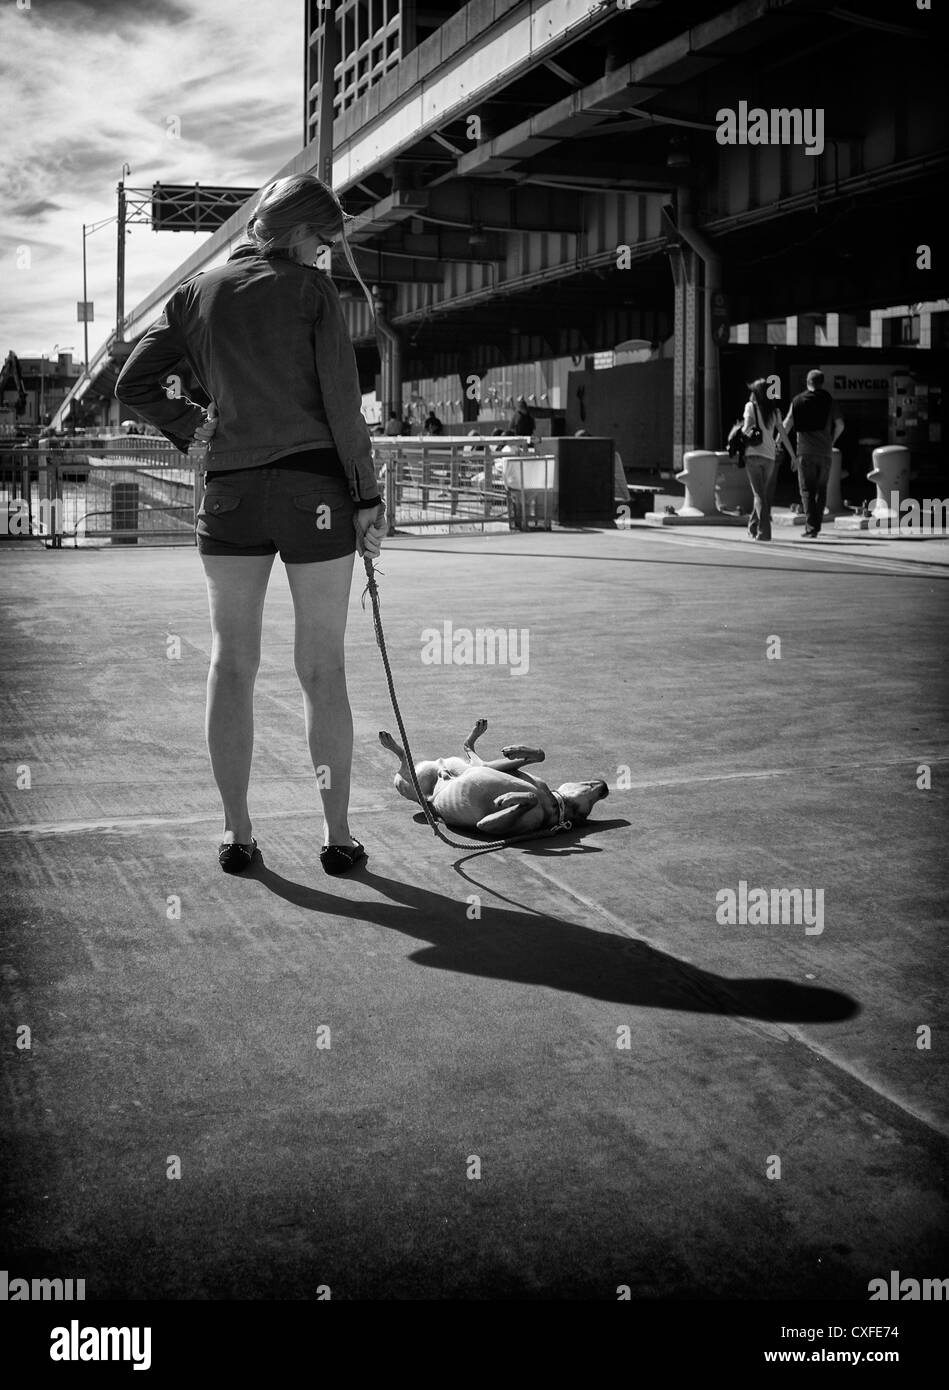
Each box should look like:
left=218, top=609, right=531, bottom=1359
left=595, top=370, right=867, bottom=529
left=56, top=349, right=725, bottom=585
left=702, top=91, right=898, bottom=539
left=354, top=502, right=386, bottom=558
left=189, top=402, right=218, bottom=459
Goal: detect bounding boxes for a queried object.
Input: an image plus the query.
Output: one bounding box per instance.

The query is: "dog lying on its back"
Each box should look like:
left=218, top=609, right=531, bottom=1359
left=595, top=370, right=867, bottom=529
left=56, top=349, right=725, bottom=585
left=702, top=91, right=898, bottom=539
left=379, top=718, right=608, bottom=836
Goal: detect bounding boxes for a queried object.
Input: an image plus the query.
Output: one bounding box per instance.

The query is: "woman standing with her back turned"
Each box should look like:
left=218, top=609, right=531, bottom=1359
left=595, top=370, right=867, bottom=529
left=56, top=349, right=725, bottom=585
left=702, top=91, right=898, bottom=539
left=116, top=174, right=387, bottom=876
left=741, top=378, right=797, bottom=542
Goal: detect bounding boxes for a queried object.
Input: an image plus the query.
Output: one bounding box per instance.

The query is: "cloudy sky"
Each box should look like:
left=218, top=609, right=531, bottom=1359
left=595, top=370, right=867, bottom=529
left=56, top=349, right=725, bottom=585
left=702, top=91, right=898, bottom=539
left=1, top=0, right=303, bottom=361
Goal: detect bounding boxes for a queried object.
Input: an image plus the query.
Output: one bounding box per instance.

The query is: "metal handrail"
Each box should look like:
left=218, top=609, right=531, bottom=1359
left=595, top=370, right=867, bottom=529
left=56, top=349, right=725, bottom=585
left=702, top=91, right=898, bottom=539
left=3, top=435, right=546, bottom=545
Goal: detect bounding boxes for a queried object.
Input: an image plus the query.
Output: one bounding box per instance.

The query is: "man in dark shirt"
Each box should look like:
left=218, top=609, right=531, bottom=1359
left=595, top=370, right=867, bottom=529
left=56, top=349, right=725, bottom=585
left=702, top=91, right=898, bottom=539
left=783, top=369, right=844, bottom=537
left=510, top=396, right=535, bottom=436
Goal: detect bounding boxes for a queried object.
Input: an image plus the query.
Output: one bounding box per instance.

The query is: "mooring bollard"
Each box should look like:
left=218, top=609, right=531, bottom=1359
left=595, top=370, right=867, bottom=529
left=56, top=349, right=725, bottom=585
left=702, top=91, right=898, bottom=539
left=867, top=445, right=910, bottom=519
left=111, top=481, right=139, bottom=545
left=675, top=451, right=720, bottom=517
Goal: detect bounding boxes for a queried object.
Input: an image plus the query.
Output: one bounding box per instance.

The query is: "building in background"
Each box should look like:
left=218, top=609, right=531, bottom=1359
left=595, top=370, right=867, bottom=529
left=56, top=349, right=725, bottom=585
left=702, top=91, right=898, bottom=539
left=0, top=352, right=83, bottom=436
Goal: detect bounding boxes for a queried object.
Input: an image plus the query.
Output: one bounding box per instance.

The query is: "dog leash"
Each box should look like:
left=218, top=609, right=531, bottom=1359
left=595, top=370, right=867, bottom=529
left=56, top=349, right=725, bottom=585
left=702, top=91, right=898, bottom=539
left=360, top=556, right=572, bottom=852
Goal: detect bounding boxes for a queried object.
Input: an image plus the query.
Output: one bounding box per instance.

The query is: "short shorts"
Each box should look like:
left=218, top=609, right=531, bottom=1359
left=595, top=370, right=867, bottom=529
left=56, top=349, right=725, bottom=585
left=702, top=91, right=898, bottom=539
left=196, top=450, right=358, bottom=564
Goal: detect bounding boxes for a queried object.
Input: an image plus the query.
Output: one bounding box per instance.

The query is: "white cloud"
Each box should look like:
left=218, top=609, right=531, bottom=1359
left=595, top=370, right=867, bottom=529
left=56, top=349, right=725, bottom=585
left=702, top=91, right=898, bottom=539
left=0, top=0, right=302, bottom=358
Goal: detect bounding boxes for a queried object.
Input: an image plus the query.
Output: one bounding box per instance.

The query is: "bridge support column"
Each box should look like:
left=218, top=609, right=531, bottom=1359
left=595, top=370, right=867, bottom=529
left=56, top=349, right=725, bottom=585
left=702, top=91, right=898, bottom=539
left=373, top=285, right=403, bottom=422
left=672, top=190, right=722, bottom=463
left=670, top=245, right=700, bottom=472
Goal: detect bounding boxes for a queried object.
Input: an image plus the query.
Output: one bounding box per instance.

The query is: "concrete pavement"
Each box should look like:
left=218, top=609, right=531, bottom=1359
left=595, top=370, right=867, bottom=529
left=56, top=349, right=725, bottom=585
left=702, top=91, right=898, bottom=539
left=1, top=526, right=947, bottom=1299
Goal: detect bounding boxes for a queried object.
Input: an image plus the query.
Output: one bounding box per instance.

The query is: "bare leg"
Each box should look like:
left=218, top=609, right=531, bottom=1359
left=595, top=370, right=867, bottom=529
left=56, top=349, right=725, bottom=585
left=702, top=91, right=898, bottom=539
left=200, top=553, right=276, bottom=845
left=479, top=743, right=546, bottom=774
left=285, top=552, right=357, bottom=848
left=379, top=729, right=412, bottom=782
left=476, top=790, right=538, bottom=835
left=500, top=743, right=545, bottom=764
left=463, top=717, right=488, bottom=763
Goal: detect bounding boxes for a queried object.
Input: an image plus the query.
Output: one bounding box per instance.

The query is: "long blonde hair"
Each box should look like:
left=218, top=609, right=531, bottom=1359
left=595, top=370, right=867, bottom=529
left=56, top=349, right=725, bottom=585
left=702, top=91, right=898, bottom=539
left=246, top=174, right=375, bottom=323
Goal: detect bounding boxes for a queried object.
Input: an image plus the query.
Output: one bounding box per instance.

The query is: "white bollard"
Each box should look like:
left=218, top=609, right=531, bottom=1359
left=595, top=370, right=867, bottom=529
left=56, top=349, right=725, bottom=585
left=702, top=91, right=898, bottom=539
left=867, top=445, right=910, bottom=519
left=675, top=450, right=720, bottom=517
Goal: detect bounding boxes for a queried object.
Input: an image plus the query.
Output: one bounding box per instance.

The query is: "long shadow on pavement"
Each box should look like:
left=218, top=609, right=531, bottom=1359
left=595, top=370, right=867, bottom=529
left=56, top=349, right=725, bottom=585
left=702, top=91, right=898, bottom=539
left=250, top=854, right=858, bottom=1024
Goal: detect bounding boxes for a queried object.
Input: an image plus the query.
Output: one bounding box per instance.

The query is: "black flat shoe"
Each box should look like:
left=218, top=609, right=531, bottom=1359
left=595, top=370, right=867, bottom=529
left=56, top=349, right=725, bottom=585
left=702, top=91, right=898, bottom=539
left=219, top=838, right=257, bottom=873
left=320, top=839, right=366, bottom=876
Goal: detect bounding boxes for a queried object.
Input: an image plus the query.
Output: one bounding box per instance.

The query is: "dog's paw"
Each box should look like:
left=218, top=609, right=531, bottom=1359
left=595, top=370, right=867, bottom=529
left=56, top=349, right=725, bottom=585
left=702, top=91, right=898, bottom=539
left=501, top=744, right=545, bottom=762
left=494, top=790, right=538, bottom=808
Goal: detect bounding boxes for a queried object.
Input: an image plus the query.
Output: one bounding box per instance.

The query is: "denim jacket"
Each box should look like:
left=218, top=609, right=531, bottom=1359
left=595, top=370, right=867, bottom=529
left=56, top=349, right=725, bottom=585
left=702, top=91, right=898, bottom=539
left=114, top=244, right=381, bottom=506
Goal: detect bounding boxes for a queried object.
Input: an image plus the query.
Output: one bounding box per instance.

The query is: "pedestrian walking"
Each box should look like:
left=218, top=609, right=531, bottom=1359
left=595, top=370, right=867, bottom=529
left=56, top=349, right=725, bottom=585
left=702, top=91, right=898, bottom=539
left=741, top=379, right=797, bottom=542
left=116, top=173, right=386, bottom=877
left=783, top=369, right=844, bottom=537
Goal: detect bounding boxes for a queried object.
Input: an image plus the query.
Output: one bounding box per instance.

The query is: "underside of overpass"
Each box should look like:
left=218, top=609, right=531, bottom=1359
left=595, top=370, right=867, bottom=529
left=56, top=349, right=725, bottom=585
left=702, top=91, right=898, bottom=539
left=76, top=0, right=946, bottom=462
left=340, top=0, right=944, bottom=451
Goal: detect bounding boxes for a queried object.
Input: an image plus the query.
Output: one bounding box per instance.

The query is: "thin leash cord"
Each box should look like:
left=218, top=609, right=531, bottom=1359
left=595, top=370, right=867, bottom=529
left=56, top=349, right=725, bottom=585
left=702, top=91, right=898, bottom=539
left=360, top=556, right=570, bottom=853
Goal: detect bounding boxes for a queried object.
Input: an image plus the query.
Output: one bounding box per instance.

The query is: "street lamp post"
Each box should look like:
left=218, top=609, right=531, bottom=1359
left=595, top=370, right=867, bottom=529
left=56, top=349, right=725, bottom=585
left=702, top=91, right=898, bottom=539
left=81, top=212, right=117, bottom=378
left=81, top=227, right=90, bottom=372
left=117, top=162, right=131, bottom=341
left=317, top=0, right=337, bottom=188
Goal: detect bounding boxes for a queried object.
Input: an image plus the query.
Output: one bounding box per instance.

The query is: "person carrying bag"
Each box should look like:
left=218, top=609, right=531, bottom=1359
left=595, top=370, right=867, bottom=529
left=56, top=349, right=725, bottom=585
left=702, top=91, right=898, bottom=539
left=740, top=379, right=797, bottom=542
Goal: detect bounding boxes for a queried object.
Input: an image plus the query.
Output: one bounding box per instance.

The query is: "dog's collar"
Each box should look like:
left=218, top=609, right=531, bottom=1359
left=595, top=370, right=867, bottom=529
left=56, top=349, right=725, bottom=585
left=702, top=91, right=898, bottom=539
left=550, top=789, right=572, bottom=832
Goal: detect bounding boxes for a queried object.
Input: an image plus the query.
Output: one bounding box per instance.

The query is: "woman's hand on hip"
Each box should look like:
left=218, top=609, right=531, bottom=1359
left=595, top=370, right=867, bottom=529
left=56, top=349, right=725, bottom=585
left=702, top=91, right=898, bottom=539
left=191, top=402, right=218, bottom=449
left=354, top=503, right=386, bottom=558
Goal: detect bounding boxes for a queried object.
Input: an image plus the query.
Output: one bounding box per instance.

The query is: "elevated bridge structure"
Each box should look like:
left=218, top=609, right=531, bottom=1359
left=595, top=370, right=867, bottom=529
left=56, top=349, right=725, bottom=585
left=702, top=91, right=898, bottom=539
left=60, top=0, right=945, bottom=466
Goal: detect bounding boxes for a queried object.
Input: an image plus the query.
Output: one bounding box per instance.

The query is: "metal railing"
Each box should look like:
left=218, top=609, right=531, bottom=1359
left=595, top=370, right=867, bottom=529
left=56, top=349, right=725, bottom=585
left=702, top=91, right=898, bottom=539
left=1, top=433, right=549, bottom=546
left=373, top=434, right=537, bottom=534
left=0, top=438, right=196, bottom=547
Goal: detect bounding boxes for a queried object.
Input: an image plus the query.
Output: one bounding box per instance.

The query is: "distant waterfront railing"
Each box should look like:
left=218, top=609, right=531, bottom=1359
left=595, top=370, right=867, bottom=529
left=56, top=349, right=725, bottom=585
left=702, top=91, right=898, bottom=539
left=0, top=434, right=537, bottom=546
